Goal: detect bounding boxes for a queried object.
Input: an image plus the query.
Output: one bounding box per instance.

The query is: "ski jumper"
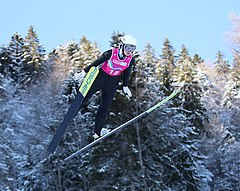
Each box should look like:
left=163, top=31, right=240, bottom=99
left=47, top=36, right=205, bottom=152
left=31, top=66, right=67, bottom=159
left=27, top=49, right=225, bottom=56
left=83, top=48, right=134, bottom=135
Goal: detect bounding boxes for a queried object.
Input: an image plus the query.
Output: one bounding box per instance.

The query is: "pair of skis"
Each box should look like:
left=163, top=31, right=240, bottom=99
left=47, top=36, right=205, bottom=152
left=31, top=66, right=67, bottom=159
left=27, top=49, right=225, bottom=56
left=64, top=87, right=181, bottom=161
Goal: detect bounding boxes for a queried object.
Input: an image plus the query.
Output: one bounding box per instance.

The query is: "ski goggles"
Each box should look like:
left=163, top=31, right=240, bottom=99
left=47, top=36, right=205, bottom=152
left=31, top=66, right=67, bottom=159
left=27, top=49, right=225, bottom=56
left=124, top=44, right=136, bottom=53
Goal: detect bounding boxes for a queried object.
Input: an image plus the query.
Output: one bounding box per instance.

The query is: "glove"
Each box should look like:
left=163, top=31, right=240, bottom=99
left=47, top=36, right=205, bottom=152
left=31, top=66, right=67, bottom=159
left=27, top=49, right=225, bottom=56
left=74, top=70, right=86, bottom=82
left=123, top=86, right=132, bottom=97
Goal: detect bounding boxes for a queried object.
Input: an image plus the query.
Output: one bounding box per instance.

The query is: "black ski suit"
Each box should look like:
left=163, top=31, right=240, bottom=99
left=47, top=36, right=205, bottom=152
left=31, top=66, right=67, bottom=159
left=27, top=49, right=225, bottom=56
left=83, top=49, right=135, bottom=135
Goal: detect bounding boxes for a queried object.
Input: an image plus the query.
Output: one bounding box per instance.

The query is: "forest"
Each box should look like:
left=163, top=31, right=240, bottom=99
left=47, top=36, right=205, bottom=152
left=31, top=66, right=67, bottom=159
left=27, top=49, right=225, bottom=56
left=0, top=13, right=239, bottom=191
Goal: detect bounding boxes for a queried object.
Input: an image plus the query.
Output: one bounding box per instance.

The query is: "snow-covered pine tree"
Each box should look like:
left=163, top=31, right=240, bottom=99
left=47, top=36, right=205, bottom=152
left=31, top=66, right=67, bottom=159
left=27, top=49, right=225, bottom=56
left=193, top=54, right=204, bottom=65
left=142, top=43, right=158, bottom=83
left=214, top=51, right=230, bottom=80
left=0, top=45, right=12, bottom=76
left=231, top=59, right=240, bottom=99
left=0, top=33, right=25, bottom=83
left=222, top=13, right=240, bottom=106
left=66, top=41, right=79, bottom=61
left=7, top=33, right=25, bottom=82
left=70, top=36, right=101, bottom=71
left=157, top=38, right=176, bottom=95
left=20, top=26, right=46, bottom=85
left=221, top=59, right=240, bottom=106
left=173, top=45, right=208, bottom=128
left=153, top=45, right=212, bottom=190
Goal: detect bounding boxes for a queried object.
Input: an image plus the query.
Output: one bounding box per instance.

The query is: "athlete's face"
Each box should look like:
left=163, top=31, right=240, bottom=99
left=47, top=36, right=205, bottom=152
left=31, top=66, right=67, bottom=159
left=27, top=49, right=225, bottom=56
left=123, top=44, right=136, bottom=56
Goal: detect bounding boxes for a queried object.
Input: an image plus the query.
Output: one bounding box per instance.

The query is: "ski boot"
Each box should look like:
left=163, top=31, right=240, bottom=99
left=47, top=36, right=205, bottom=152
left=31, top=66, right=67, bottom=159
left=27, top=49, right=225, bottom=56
left=93, top=127, right=111, bottom=140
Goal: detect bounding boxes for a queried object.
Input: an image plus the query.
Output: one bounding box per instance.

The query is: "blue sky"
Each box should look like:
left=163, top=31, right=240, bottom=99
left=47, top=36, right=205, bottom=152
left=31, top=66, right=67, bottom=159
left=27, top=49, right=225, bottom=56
left=1, top=0, right=240, bottom=62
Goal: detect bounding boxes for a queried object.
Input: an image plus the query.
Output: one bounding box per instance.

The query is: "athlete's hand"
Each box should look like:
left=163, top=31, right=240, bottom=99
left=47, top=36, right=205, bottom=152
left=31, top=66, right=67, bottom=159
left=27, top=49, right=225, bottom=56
left=123, top=86, right=132, bottom=98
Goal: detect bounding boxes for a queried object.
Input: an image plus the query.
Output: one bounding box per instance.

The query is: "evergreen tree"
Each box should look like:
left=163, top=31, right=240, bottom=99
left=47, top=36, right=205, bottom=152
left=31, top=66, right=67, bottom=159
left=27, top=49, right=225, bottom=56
left=222, top=59, right=240, bottom=106
left=173, top=45, right=191, bottom=82
left=7, top=32, right=24, bottom=82
left=178, top=45, right=191, bottom=63
left=142, top=43, right=157, bottom=81
left=231, top=59, right=240, bottom=97
left=66, top=40, right=79, bottom=61
left=20, top=25, right=46, bottom=85
left=141, top=111, right=212, bottom=191
left=160, top=38, right=175, bottom=71
left=224, top=12, right=240, bottom=102
left=158, top=38, right=176, bottom=95
left=193, top=54, right=204, bottom=65
left=71, top=36, right=101, bottom=70
left=214, top=51, right=230, bottom=78
left=221, top=14, right=240, bottom=105
left=173, top=45, right=208, bottom=128
left=232, top=58, right=240, bottom=81
left=0, top=45, right=12, bottom=76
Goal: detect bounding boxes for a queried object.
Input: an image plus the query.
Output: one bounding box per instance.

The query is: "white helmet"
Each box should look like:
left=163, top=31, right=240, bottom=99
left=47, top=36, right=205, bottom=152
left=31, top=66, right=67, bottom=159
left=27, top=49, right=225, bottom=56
left=121, top=35, right=137, bottom=46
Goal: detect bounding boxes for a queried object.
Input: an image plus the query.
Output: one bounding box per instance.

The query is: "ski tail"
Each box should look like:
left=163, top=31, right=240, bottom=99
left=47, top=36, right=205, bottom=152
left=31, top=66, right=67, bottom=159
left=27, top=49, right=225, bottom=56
left=64, top=87, right=181, bottom=161
left=47, top=67, right=99, bottom=154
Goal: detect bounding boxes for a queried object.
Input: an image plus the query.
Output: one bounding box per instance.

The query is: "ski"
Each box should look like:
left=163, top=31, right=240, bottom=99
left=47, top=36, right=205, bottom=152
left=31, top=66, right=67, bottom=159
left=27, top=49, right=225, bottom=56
left=64, top=87, right=181, bottom=161
left=47, top=67, right=99, bottom=154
